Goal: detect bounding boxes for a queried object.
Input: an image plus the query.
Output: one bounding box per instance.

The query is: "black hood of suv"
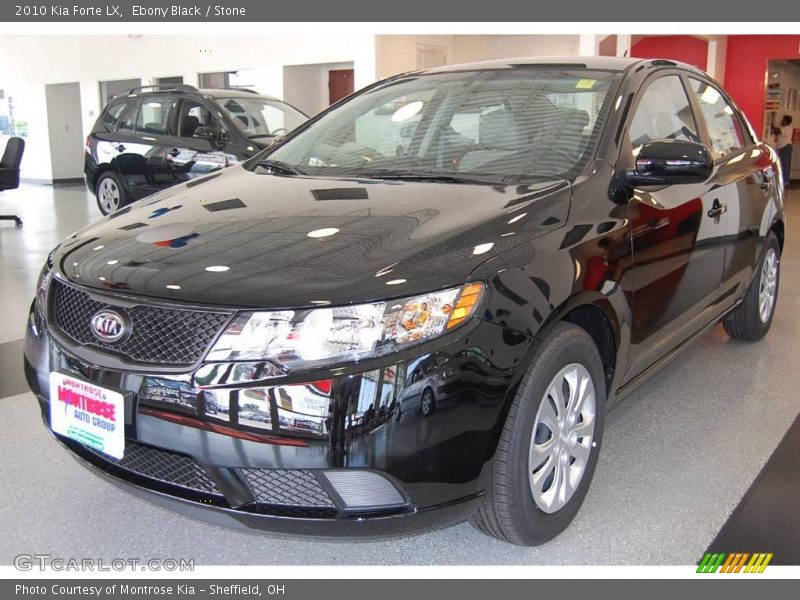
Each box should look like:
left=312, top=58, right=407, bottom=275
left=52, top=166, right=569, bottom=308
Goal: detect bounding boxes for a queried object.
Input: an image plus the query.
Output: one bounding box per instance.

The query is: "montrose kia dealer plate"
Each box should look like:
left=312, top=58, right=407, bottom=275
left=49, top=372, right=125, bottom=459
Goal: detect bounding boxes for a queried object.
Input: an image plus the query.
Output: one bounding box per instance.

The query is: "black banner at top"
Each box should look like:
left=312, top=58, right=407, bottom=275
left=1, top=0, right=799, bottom=22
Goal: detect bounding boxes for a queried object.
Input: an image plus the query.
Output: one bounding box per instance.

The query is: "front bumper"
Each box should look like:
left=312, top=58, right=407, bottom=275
left=24, top=302, right=532, bottom=538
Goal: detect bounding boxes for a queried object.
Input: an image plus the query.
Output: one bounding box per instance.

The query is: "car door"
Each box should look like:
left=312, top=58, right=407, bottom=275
left=113, top=94, right=176, bottom=198
left=686, top=77, right=774, bottom=311
left=622, top=73, right=729, bottom=380
left=163, top=97, right=234, bottom=185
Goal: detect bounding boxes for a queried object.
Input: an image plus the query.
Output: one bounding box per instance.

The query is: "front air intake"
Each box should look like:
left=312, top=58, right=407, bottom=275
left=322, top=471, right=408, bottom=513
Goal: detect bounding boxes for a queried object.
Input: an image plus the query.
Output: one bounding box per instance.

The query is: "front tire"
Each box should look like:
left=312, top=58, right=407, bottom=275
left=723, top=232, right=780, bottom=341
left=421, top=388, right=436, bottom=417
left=95, top=171, right=128, bottom=215
left=471, top=322, right=606, bottom=546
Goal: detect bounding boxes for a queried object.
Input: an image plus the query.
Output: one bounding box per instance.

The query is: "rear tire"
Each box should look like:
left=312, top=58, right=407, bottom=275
left=470, top=322, right=606, bottom=546
left=95, top=171, right=128, bottom=215
left=723, top=233, right=780, bottom=342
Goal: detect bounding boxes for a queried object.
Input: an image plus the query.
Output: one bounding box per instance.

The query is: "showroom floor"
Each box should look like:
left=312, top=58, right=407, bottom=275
left=0, top=183, right=798, bottom=565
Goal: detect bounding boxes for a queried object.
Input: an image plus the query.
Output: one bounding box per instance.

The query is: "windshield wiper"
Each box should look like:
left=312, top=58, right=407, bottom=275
left=255, top=159, right=306, bottom=176
left=357, top=169, right=500, bottom=185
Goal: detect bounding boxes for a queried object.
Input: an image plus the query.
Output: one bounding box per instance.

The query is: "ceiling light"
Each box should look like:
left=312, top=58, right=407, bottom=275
left=386, top=279, right=407, bottom=285
left=307, top=227, right=340, bottom=238
left=92, top=245, right=104, bottom=251
left=205, top=265, right=230, bottom=272
left=310, top=300, right=331, bottom=305
left=391, top=100, right=424, bottom=123
left=166, top=284, right=181, bottom=290
left=507, top=212, right=527, bottom=224
left=501, top=232, right=516, bottom=237
left=472, top=243, right=494, bottom=255
left=107, top=260, right=119, bottom=265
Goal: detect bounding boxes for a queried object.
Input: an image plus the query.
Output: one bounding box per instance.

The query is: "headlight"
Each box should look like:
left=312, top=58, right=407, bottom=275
left=207, top=283, right=484, bottom=368
left=35, top=264, right=52, bottom=321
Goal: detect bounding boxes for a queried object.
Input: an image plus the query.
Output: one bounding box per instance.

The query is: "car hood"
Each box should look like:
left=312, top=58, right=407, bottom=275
left=52, top=166, right=570, bottom=308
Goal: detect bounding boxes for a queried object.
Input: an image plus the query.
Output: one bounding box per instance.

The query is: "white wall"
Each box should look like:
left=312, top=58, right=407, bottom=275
left=375, top=34, right=582, bottom=79
left=283, top=62, right=354, bottom=117
left=0, top=34, right=378, bottom=180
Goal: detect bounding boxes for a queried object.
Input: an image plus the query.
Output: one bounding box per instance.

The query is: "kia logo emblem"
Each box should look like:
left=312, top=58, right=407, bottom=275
left=90, top=310, right=128, bottom=343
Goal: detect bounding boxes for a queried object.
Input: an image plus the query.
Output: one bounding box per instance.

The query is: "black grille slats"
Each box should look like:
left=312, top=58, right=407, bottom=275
left=239, top=468, right=336, bottom=508
left=49, top=280, right=231, bottom=366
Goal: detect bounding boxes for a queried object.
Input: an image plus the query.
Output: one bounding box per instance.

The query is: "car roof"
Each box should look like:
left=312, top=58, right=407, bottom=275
left=419, top=55, right=678, bottom=74
left=199, top=88, right=282, bottom=101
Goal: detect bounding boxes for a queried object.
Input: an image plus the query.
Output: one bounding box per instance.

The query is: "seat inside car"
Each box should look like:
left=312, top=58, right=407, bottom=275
left=181, top=115, right=200, bottom=137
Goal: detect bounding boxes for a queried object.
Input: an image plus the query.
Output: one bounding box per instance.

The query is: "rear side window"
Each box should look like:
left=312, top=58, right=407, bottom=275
left=688, top=79, right=745, bottom=159
left=100, top=102, right=129, bottom=131
left=134, top=95, right=175, bottom=135
left=628, top=75, right=699, bottom=155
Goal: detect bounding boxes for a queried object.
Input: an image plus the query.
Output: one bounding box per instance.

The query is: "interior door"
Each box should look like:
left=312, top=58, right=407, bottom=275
left=328, top=69, right=354, bottom=105
left=623, top=74, right=729, bottom=380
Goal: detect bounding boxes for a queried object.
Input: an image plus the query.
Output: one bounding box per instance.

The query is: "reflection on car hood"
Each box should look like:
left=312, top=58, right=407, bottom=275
left=52, top=166, right=570, bottom=308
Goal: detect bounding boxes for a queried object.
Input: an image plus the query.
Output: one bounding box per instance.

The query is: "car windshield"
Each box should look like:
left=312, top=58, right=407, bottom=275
left=218, top=96, right=307, bottom=138
left=261, top=69, right=621, bottom=182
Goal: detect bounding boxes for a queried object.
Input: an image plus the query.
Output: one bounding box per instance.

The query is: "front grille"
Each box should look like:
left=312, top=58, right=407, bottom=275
left=62, top=436, right=224, bottom=501
left=49, top=280, right=232, bottom=366
left=239, top=468, right=337, bottom=516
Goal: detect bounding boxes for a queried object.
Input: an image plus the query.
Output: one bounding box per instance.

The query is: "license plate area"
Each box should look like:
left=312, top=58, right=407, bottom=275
left=49, top=372, right=126, bottom=459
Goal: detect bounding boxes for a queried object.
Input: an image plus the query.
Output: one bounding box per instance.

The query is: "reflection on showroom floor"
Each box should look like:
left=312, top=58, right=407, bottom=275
left=0, top=183, right=798, bottom=565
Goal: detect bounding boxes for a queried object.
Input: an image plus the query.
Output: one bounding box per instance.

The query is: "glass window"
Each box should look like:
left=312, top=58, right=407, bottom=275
left=218, top=97, right=306, bottom=139
left=177, top=100, right=223, bottom=138
left=263, top=69, right=621, bottom=181
left=628, top=76, right=699, bottom=155
left=101, top=101, right=129, bottom=130
left=689, top=78, right=745, bottom=159
left=134, top=95, right=174, bottom=136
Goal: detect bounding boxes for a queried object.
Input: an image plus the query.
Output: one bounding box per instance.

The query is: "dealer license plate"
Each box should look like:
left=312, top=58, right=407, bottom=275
left=49, top=372, right=125, bottom=459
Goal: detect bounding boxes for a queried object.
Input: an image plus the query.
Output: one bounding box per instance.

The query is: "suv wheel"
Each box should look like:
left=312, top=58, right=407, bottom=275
left=471, top=322, right=606, bottom=546
left=96, top=172, right=128, bottom=215
left=420, top=388, right=436, bottom=417
left=723, top=232, right=780, bottom=341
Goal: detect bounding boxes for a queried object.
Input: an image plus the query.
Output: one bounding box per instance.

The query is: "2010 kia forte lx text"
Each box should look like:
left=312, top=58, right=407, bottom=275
left=25, top=57, right=784, bottom=545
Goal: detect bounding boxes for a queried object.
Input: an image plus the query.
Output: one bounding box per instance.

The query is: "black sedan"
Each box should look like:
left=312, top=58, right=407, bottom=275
left=26, top=57, right=784, bottom=545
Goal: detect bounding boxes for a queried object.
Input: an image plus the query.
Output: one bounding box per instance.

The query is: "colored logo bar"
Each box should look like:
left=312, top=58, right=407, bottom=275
left=697, top=552, right=773, bottom=573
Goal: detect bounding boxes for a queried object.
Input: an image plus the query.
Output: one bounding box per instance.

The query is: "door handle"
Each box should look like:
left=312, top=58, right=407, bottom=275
left=168, top=148, right=180, bottom=157
left=707, top=199, right=727, bottom=219
left=115, top=144, right=126, bottom=152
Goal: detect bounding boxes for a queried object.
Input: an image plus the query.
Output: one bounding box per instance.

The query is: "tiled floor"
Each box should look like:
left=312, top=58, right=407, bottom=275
left=0, top=183, right=798, bottom=565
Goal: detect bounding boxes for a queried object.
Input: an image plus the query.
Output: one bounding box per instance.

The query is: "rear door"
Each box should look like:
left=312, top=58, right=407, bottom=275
left=686, top=77, right=773, bottom=309
left=622, top=73, right=729, bottom=380
left=113, top=94, right=176, bottom=198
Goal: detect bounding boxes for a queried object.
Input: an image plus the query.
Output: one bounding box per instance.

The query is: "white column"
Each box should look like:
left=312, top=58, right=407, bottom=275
left=579, top=34, right=599, bottom=57
left=706, top=40, right=717, bottom=78
left=616, top=34, right=632, bottom=58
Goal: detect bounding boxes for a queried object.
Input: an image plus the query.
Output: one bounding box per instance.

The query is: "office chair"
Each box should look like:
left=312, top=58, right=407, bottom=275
left=0, top=137, right=25, bottom=228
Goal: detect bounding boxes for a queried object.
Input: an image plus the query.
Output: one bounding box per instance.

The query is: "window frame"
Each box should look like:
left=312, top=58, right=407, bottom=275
left=684, top=75, right=754, bottom=162
left=621, top=71, right=703, bottom=168
left=132, top=94, right=177, bottom=137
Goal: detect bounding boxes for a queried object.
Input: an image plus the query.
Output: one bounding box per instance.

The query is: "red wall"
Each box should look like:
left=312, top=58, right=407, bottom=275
left=631, top=36, right=708, bottom=71
left=724, top=36, right=800, bottom=138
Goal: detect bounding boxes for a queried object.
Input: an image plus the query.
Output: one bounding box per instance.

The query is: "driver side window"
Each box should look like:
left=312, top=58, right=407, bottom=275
left=628, top=75, right=699, bottom=156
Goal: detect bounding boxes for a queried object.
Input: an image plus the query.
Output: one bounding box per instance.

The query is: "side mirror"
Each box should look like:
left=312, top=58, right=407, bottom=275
left=627, top=140, right=713, bottom=186
left=193, top=126, right=228, bottom=147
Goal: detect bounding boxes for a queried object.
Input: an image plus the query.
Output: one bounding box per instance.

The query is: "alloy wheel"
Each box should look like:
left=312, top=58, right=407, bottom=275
left=528, top=363, right=596, bottom=513
left=99, top=178, right=120, bottom=213
left=758, top=248, right=778, bottom=324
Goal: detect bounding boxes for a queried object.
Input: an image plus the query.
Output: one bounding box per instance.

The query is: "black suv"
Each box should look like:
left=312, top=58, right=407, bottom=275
left=29, top=58, right=784, bottom=545
left=84, top=85, right=307, bottom=214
